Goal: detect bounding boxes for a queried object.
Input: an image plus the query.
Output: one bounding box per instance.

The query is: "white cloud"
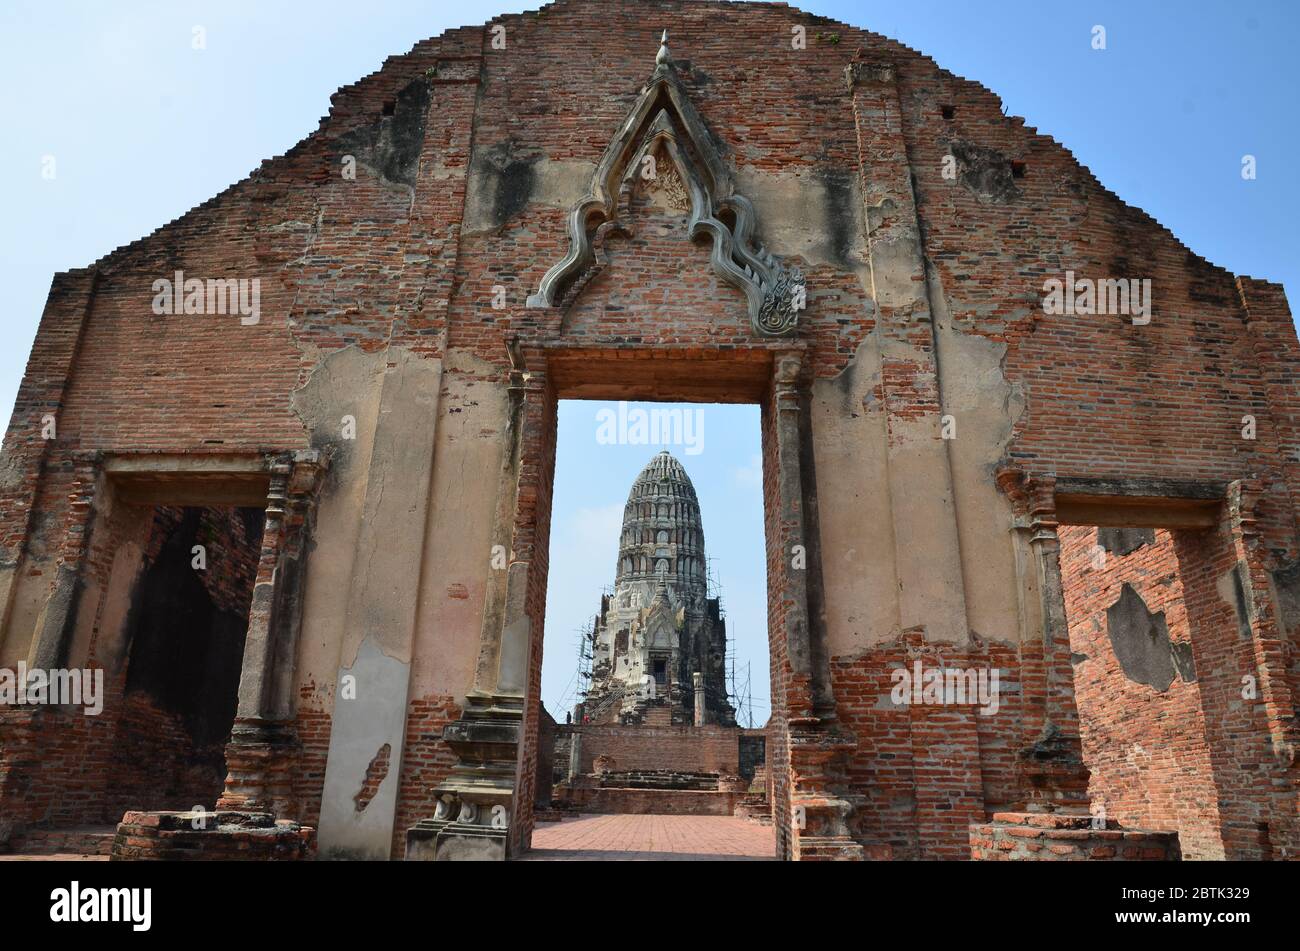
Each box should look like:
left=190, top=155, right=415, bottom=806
left=732, top=453, right=762, bottom=489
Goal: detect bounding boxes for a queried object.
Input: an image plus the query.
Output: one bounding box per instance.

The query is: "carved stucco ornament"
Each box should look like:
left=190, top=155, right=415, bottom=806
left=526, top=31, right=806, bottom=337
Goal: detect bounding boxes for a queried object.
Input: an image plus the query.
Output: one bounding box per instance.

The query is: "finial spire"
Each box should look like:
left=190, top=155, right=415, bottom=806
left=656, top=29, right=671, bottom=66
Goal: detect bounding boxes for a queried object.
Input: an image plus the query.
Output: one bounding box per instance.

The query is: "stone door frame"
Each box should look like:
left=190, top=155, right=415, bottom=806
left=3, top=448, right=325, bottom=835
left=414, top=339, right=867, bottom=861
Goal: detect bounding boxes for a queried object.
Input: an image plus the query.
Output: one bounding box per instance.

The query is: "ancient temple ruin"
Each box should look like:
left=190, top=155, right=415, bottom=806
left=582, top=451, right=734, bottom=727
left=1, top=0, right=1297, bottom=862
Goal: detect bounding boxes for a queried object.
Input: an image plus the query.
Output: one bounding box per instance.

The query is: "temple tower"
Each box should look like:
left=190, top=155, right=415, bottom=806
left=582, top=451, right=734, bottom=726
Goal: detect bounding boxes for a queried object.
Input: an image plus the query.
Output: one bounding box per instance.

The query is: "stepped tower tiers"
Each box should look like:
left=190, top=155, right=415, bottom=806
left=582, top=451, right=735, bottom=727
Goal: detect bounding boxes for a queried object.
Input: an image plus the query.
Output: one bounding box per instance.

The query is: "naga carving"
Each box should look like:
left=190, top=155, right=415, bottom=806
left=526, top=32, right=805, bottom=337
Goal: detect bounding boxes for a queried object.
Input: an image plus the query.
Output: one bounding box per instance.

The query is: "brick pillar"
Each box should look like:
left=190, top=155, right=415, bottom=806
left=3, top=451, right=106, bottom=844
left=408, top=344, right=553, bottom=861
left=0, top=269, right=98, bottom=643
left=843, top=58, right=985, bottom=857
left=1237, top=278, right=1300, bottom=538
left=998, top=469, right=1090, bottom=811
left=26, top=451, right=103, bottom=671
left=1224, top=482, right=1300, bottom=856
left=218, top=450, right=325, bottom=817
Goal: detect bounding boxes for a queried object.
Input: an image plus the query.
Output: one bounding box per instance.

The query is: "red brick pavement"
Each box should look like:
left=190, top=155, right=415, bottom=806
left=522, top=814, right=775, bottom=860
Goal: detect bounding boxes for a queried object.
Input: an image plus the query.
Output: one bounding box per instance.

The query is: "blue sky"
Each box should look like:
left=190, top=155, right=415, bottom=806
left=2, top=2, right=1295, bottom=718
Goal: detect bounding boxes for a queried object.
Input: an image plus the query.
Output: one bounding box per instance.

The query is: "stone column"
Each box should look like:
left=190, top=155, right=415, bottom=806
left=693, top=671, right=706, bottom=727
left=217, top=450, right=325, bottom=817
left=408, top=343, right=551, bottom=861
left=997, top=468, right=1090, bottom=811
left=770, top=352, right=863, bottom=861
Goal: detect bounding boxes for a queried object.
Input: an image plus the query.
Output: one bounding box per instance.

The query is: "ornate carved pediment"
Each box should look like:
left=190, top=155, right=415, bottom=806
left=526, top=32, right=805, bottom=337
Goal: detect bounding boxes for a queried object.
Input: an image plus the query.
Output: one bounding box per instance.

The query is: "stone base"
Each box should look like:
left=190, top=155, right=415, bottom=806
left=794, top=836, right=867, bottom=861
left=405, top=817, right=508, bottom=861
left=969, top=811, right=1181, bottom=861
left=111, top=810, right=315, bottom=861
left=734, top=798, right=773, bottom=824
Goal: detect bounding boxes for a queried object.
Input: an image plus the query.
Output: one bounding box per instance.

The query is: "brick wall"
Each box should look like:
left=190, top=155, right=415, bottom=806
left=388, top=694, right=461, bottom=859
left=831, top=638, right=1022, bottom=859
left=2, top=0, right=1297, bottom=860
left=1060, top=525, right=1224, bottom=858
left=1061, top=523, right=1296, bottom=859
left=558, top=722, right=742, bottom=775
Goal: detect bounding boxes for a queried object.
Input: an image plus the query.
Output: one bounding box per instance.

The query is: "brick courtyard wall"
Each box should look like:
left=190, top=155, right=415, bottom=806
left=559, top=722, right=742, bottom=775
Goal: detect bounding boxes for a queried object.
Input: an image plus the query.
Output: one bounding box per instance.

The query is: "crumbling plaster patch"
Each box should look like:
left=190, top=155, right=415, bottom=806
left=735, top=166, right=870, bottom=286
left=811, top=335, right=899, bottom=654
left=928, top=266, right=1026, bottom=647
left=410, top=348, right=511, bottom=699
left=290, top=344, right=387, bottom=712
left=1106, top=583, right=1178, bottom=693
left=316, top=637, right=411, bottom=860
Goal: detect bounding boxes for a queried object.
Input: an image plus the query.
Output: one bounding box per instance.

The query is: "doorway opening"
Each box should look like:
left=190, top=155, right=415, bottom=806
left=105, top=503, right=263, bottom=818
left=529, top=397, right=773, bottom=860
left=1057, top=503, right=1287, bottom=860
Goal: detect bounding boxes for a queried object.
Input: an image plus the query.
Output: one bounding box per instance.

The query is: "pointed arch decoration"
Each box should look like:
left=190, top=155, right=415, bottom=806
left=525, top=33, right=806, bottom=337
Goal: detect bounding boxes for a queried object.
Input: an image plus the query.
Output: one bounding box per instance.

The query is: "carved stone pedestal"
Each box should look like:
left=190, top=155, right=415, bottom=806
left=404, top=694, right=519, bottom=861
left=789, top=721, right=866, bottom=861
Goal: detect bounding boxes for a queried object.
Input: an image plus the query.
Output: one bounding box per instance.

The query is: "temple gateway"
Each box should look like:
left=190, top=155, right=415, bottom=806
left=1, top=0, right=1297, bottom=862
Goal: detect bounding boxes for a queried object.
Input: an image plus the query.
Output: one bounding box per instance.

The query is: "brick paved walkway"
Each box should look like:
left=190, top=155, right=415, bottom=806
left=521, top=814, right=775, bottom=860
left=0, top=853, right=109, bottom=861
